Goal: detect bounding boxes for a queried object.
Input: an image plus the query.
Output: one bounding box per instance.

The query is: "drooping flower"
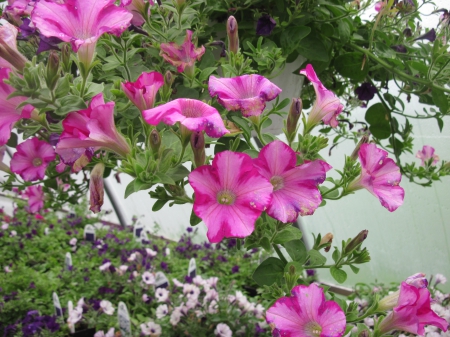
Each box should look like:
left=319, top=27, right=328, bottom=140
left=355, top=82, right=378, bottom=101
left=10, top=138, right=56, bottom=181
left=256, top=14, right=276, bottom=36
left=160, top=30, right=205, bottom=74
left=31, top=0, right=133, bottom=66
left=347, top=143, right=404, bottom=212
left=89, top=163, right=105, bottom=213
left=0, top=68, right=34, bottom=146
left=209, top=74, right=282, bottom=117
left=24, top=185, right=44, bottom=213
left=142, top=98, right=229, bottom=138
left=100, top=300, right=114, bottom=315
left=378, top=282, right=448, bottom=335
left=188, top=151, right=273, bottom=243
left=414, top=29, right=437, bottom=42
left=120, top=0, right=153, bottom=26
left=214, top=323, right=232, bottom=337
left=266, top=283, right=346, bottom=337
left=253, top=141, right=331, bottom=223
left=0, top=21, right=28, bottom=71
left=299, top=64, right=344, bottom=130
left=56, top=93, right=131, bottom=164
left=416, top=145, right=439, bottom=167
left=121, top=71, right=164, bottom=111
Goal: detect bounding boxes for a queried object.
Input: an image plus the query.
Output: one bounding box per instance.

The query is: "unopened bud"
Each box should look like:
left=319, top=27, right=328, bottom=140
left=227, top=16, right=239, bottom=54
left=89, top=163, right=105, bottom=213
left=403, top=28, right=412, bottom=37
left=162, top=70, right=174, bottom=99
left=190, top=131, right=206, bottom=168
left=61, top=44, right=72, bottom=73
left=350, top=136, right=370, bottom=161
left=45, top=51, right=60, bottom=91
left=319, top=232, right=333, bottom=252
left=289, top=265, right=296, bottom=275
left=286, top=98, right=302, bottom=140
left=344, top=230, right=368, bottom=254
left=149, top=129, right=161, bottom=158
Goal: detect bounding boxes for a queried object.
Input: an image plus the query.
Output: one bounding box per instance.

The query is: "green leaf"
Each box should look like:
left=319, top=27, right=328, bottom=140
left=152, top=199, right=168, bottom=212
left=334, top=52, right=368, bottom=82
left=365, top=103, right=391, bottom=139
left=337, top=19, right=351, bottom=43
left=243, top=149, right=259, bottom=158
left=308, top=249, right=327, bottom=265
left=190, top=209, right=202, bottom=226
left=273, top=226, right=303, bottom=244
left=54, top=96, right=87, bottom=116
left=436, top=117, right=444, bottom=132
left=6, top=132, right=18, bottom=148
left=230, top=116, right=251, bottom=138
left=252, top=257, right=285, bottom=287
left=297, top=32, right=330, bottom=62
left=330, top=266, right=347, bottom=283
left=282, top=239, right=307, bottom=263
left=124, top=180, right=136, bottom=199
left=154, top=173, right=176, bottom=185
left=173, top=85, right=199, bottom=99
left=259, top=236, right=271, bottom=252
left=432, top=88, right=448, bottom=114
left=332, top=248, right=340, bottom=263
left=349, top=264, right=360, bottom=274
left=369, top=124, right=391, bottom=139
left=280, top=26, right=311, bottom=56
left=166, top=165, right=190, bottom=182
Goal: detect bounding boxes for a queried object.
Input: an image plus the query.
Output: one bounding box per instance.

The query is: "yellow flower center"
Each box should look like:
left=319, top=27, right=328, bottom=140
left=217, top=190, right=236, bottom=205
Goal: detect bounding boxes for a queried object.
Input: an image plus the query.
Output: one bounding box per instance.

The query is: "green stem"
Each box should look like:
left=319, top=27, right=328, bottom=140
left=79, top=73, right=89, bottom=98
left=272, top=244, right=288, bottom=265
left=175, top=144, right=187, bottom=166
left=122, top=41, right=132, bottom=82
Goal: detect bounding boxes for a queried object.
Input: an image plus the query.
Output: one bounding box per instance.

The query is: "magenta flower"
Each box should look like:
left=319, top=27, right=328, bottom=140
left=188, top=151, right=273, bottom=243
left=208, top=75, right=282, bottom=117
left=160, top=30, right=205, bottom=74
left=10, top=138, right=56, bottom=181
left=120, top=0, right=153, bottom=26
left=122, top=71, right=164, bottom=111
left=347, top=143, right=404, bottom=212
left=299, top=64, right=343, bottom=130
left=24, top=185, right=44, bottom=214
left=253, top=140, right=331, bottom=223
left=3, top=0, right=35, bottom=25
left=0, top=68, right=34, bottom=146
left=0, top=21, right=28, bottom=71
left=379, top=282, right=448, bottom=335
left=142, top=98, right=229, bottom=138
left=56, top=93, right=131, bottom=164
left=375, top=1, right=385, bottom=12
left=416, top=145, right=439, bottom=167
left=31, top=0, right=133, bottom=66
left=266, top=283, right=346, bottom=337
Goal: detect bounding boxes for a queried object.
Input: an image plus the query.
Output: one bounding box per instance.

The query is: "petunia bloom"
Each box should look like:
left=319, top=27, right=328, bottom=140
left=31, top=0, right=133, bottom=66
left=0, top=21, right=28, bottom=71
left=24, top=185, right=44, bottom=213
left=416, top=145, right=439, bottom=167
left=100, top=300, right=114, bottom=315
left=122, top=71, right=164, bottom=111
left=378, top=282, right=448, bottom=335
left=347, top=143, right=404, bottom=212
left=0, top=67, right=34, bottom=146
left=256, top=14, right=276, bottom=36
left=189, top=151, right=273, bottom=243
left=266, top=283, right=346, bottom=337
left=160, top=30, right=205, bottom=74
left=142, top=98, right=229, bottom=138
left=355, top=82, right=377, bottom=101
left=10, top=138, right=56, bottom=181
left=214, top=323, right=232, bottom=337
left=209, top=74, right=281, bottom=117
left=141, top=321, right=161, bottom=337
left=120, top=0, right=153, bottom=26
left=253, top=140, right=331, bottom=223
left=56, top=93, right=131, bottom=164
left=300, top=64, right=344, bottom=130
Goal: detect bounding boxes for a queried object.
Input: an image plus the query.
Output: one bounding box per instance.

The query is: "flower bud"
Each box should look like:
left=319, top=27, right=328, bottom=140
left=344, top=230, right=368, bottom=255
left=162, top=70, right=174, bottom=99
left=403, top=28, right=412, bottom=37
left=319, top=232, right=333, bottom=252
left=45, top=51, right=60, bottom=91
left=286, top=98, right=302, bottom=141
left=89, top=163, right=105, bottom=213
left=190, top=131, right=206, bottom=168
left=149, top=129, right=161, bottom=158
left=227, top=16, right=239, bottom=54
left=350, top=135, right=370, bottom=161
left=61, top=43, right=72, bottom=73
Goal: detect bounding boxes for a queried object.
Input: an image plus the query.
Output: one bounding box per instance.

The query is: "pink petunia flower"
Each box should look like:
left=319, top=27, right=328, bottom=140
left=208, top=74, right=282, bottom=117
left=253, top=140, right=331, bottom=223
left=375, top=1, right=385, bottom=12
left=347, top=143, right=404, bottom=212
left=160, top=30, right=205, bottom=74
left=299, top=64, right=344, bottom=130
left=31, top=0, right=133, bottom=66
left=379, top=282, right=448, bottom=335
left=142, top=98, right=229, bottom=138
left=10, top=138, right=56, bottom=181
left=0, top=21, right=28, bottom=71
left=122, top=71, right=164, bottom=111
left=416, top=145, right=439, bottom=167
left=0, top=68, right=34, bottom=146
left=266, top=283, right=346, bottom=337
left=188, top=151, right=273, bottom=243
left=24, top=185, right=44, bottom=213
left=120, top=0, right=153, bottom=26
left=214, top=323, right=232, bottom=337
left=56, top=93, right=131, bottom=164
left=3, top=0, right=35, bottom=25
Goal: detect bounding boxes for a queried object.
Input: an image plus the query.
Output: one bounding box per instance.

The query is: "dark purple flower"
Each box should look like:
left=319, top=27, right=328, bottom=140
left=231, top=265, right=239, bottom=274
left=160, top=261, right=168, bottom=270
left=414, top=28, right=436, bottom=42
left=391, top=45, right=407, bottom=53
left=256, top=14, right=276, bottom=36
left=187, top=227, right=193, bottom=233
left=355, top=83, right=378, bottom=101
left=227, top=239, right=236, bottom=248
left=306, top=269, right=316, bottom=276
left=184, top=276, right=193, bottom=284
left=29, top=282, right=36, bottom=289
left=217, top=255, right=228, bottom=262
left=83, top=276, right=90, bottom=282
left=98, top=286, right=115, bottom=294
left=48, top=132, right=60, bottom=145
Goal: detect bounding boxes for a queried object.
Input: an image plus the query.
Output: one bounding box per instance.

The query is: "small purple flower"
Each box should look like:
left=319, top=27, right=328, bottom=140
left=391, top=45, right=407, bottom=53
left=414, top=28, right=436, bottom=42
left=256, top=14, right=276, bottom=36
left=231, top=265, right=240, bottom=274
left=184, top=275, right=193, bottom=284
left=217, top=255, right=228, bottom=262
left=187, top=227, right=193, bottom=233
left=160, top=261, right=168, bottom=270
left=355, top=82, right=378, bottom=101
left=306, top=269, right=316, bottom=276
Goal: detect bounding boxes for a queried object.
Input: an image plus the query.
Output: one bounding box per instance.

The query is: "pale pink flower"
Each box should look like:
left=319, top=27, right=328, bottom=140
left=120, top=0, right=153, bottom=26
left=266, top=283, right=346, bottom=337
left=160, top=30, right=205, bottom=74
left=143, top=98, right=229, bottom=138
left=10, top=138, right=56, bottom=181
left=299, top=64, right=344, bottom=129
left=156, top=304, right=169, bottom=319
left=206, top=277, right=218, bottom=288
left=254, top=303, right=265, bottom=319
left=348, top=143, right=404, bottom=212
left=416, top=145, right=439, bottom=167
left=192, top=275, right=204, bottom=286
left=172, top=278, right=184, bottom=287
left=214, top=323, right=232, bottom=337
left=379, top=282, right=448, bottom=335
left=0, top=68, right=34, bottom=146
left=94, top=328, right=115, bottom=337
left=209, top=74, right=282, bottom=117
left=10, top=230, right=17, bottom=237
left=32, top=0, right=132, bottom=66
left=435, top=274, right=447, bottom=286
left=189, top=150, right=273, bottom=243
left=67, top=302, right=83, bottom=329
left=141, top=321, right=161, bottom=336
left=253, top=140, right=331, bottom=223
left=118, top=265, right=129, bottom=275
left=128, top=253, right=137, bottom=261
left=69, top=238, right=77, bottom=246
left=170, top=307, right=182, bottom=326
left=4, top=0, right=35, bottom=25
left=100, top=300, right=114, bottom=315
left=1, top=223, right=9, bottom=230
left=375, top=1, right=385, bottom=11
left=183, top=284, right=200, bottom=301
left=56, top=93, right=131, bottom=165
left=99, top=262, right=111, bottom=272
left=142, top=271, right=155, bottom=285
left=145, top=248, right=157, bottom=257
left=24, top=185, right=44, bottom=213
left=122, top=71, right=163, bottom=111
left=4, top=266, right=12, bottom=273
left=155, top=287, right=170, bottom=302
left=0, top=21, right=28, bottom=71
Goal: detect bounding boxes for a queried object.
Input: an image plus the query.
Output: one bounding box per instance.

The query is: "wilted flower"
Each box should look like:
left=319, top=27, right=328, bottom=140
left=256, top=14, right=276, bottom=36
left=435, top=274, right=447, bottom=286
left=416, top=145, right=439, bottom=166
left=0, top=21, right=28, bottom=71
left=120, top=0, right=153, bottom=26
left=89, top=163, right=105, bottom=213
